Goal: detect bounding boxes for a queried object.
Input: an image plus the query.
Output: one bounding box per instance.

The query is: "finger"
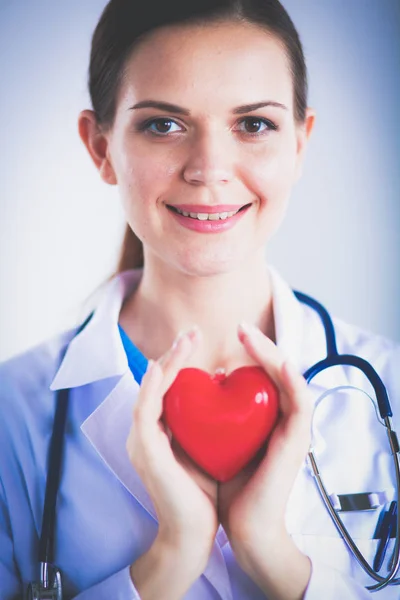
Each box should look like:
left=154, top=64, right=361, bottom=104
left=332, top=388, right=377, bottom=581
left=281, top=360, right=312, bottom=418
left=135, top=327, right=200, bottom=426
left=129, top=361, right=181, bottom=475
left=160, top=413, right=173, bottom=442
left=158, top=326, right=201, bottom=394
left=237, top=322, right=285, bottom=385
left=161, top=325, right=201, bottom=366
left=132, top=359, right=164, bottom=428
left=171, top=438, right=217, bottom=502
left=237, top=322, right=311, bottom=417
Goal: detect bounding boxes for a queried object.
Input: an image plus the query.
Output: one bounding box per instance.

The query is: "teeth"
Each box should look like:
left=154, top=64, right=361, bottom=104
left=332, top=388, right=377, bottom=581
left=174, top=207, right=242, bottom=220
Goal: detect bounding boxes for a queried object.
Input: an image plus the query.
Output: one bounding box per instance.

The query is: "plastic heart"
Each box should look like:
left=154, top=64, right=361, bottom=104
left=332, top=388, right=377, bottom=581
left=163, top=366, right=279, bottom=482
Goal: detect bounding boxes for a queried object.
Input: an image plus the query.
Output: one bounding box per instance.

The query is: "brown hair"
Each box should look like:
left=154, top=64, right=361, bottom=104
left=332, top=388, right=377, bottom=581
left=88, top=0, right=308, bottom=275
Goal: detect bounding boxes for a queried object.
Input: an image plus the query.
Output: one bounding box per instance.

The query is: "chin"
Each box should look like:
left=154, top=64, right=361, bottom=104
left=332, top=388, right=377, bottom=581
left=172, top=247, right=252, bottom=278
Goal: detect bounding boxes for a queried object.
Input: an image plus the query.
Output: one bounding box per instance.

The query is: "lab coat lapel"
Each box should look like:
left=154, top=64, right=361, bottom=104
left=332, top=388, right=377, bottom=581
left=80, top=370, right=159, bottom=523
left=269, top=266, right=305, bottom=373
left=50, top=270, right=143, bottom=390
left=270, top=266, right=349, bottom=391
left=269, top=267, right=350, bottom=534
left=49, top=268, right=160, bottom=522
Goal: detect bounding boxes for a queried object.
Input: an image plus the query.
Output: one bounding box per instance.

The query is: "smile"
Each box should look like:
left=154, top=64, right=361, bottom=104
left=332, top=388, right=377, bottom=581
left=165, top=202, right=253, bottom=234
left=167, top=203, right=251, bottom=221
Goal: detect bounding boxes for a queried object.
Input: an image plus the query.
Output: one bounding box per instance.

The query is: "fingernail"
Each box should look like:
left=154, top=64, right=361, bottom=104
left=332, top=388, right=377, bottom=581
left=186, top=324, right=200, bottom=341
left=172, top=325, right=199, bottom=349
left=172, top=331, right=184, bottom=350
left=146, top=358, right=154, bottom=372
left=238, top=322, right=258, bottom=337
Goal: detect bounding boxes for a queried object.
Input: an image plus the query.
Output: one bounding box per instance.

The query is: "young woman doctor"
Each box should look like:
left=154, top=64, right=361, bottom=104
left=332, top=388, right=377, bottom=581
left=1, top=0, right=399, bottom=599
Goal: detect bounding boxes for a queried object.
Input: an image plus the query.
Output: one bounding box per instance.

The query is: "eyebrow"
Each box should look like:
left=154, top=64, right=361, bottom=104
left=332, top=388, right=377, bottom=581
left=129, top=100, right=288, bottom=115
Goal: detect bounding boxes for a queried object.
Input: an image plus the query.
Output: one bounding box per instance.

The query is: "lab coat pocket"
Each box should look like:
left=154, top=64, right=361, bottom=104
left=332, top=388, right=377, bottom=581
left=291, top=533, right=397, bottom=592
left=285, top=462, right=398, bottom=592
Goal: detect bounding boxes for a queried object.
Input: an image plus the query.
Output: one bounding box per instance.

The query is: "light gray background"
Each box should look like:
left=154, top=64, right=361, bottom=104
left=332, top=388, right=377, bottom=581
left=0, top=0, right=399, bottom=361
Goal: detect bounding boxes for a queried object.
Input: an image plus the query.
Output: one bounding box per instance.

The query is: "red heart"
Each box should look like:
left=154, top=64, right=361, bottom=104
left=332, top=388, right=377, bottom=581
left=163, top=366, right=279, bottom=482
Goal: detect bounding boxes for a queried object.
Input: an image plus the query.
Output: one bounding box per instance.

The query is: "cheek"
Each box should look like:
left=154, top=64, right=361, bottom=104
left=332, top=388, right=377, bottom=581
left=117, top=148, right=177, bottom=215
left=243, top=140, right=298, bottom=206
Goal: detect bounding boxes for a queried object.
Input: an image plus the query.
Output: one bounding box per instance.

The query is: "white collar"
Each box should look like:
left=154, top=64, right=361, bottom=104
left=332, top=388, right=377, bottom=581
left=268, top=265, right=305, bottom=372
left=50, top=270, right=143, bottom=391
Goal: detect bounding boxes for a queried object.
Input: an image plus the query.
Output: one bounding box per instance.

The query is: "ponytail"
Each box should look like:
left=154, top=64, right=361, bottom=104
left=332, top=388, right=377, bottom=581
left=79, top=224, right=142, bottom=320
left=115, top=224, right=144, bottom=273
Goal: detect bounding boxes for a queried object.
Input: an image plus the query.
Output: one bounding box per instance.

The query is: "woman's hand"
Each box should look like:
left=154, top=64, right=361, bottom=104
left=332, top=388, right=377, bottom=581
left=126, top=327, right=218, bottom=582
left=217, top=322, right=313, bottom=599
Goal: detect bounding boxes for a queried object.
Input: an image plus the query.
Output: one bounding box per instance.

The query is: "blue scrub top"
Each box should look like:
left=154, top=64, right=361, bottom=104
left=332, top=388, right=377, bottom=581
left=118, top=325, right=148, bottom=385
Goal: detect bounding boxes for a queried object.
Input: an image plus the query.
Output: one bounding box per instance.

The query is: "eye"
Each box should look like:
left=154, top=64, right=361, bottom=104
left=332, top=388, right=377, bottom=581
left=235, top=117, right=278, bottom=136
left=137, top=116, right=278, bottom=138
left=140, top=118, right=183, bottom=136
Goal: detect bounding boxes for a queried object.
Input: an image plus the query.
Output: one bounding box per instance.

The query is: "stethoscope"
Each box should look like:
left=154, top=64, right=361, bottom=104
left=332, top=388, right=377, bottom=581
left=27, top=292, right=400, bottom=598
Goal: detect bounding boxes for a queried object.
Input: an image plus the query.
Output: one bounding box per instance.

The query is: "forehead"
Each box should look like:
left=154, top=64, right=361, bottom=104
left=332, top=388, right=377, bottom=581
left=118, top=21, right=294, bottom=114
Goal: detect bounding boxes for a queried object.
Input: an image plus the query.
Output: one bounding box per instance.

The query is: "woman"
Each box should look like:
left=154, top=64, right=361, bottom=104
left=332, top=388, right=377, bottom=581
left=1, top=0, right=399, bottom=598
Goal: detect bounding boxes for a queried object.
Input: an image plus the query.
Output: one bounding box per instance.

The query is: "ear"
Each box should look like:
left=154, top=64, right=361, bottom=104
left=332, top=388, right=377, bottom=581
left=293, top=107, right=316, bottom=182
left=78, top=110, right=117, bottom=185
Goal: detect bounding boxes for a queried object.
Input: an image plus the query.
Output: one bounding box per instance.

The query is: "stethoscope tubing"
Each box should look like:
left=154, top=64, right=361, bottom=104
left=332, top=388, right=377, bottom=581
left=295, top=291, right=400, bottom=590
left=36, top=312, right=95, bottom=596
left=303, top=354, right=392, bottom=419
left=308, top=419, right=400, bottom=591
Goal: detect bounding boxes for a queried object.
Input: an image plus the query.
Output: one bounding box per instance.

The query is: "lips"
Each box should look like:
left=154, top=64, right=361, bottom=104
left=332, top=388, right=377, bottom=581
left=167, top=202, right=252, bottom=233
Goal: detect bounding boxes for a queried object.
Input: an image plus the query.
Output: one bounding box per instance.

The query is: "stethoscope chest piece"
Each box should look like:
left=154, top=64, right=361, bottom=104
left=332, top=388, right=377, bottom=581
left=27, top=566, right=62, bottom=600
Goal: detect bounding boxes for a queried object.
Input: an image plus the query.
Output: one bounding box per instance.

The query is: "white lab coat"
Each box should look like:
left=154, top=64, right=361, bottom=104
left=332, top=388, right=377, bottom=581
left=0, top=266, right=399, bottom=600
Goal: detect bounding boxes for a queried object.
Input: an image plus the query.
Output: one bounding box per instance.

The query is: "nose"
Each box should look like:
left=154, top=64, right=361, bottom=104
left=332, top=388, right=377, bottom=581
left=182, top=129, right=235, bottom=186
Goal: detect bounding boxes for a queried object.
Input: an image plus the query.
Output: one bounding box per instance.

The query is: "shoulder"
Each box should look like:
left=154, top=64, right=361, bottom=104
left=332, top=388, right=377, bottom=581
left=333, top=317, right=400, bottom=371
left=0, top=328, right=80, bottom=490
left=0, top=327, right=78, bottom=414
left=295, top=288, right=399, bottom=374
left=332, top=316, right=400, bottom=416
left=297, top=290, right=400, bottom=402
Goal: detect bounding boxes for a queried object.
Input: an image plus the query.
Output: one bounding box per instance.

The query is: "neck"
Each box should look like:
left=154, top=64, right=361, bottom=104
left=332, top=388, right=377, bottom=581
left=119, top=251, right=275, bottom=374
